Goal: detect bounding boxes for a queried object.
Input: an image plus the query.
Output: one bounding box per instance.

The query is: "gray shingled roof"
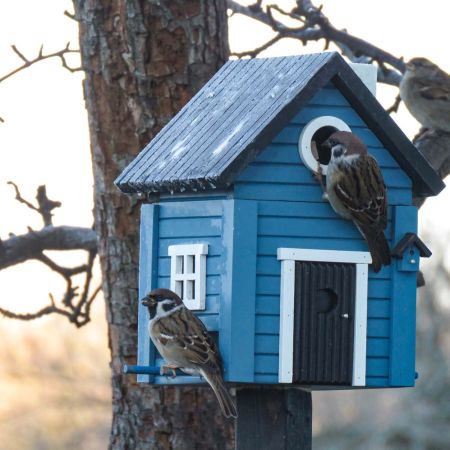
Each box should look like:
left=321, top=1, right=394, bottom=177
left=115, top=52, right=444, bottom=197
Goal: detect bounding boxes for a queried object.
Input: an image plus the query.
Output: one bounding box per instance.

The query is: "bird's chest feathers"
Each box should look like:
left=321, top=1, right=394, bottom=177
left=326, top=159, right=354, bottom=219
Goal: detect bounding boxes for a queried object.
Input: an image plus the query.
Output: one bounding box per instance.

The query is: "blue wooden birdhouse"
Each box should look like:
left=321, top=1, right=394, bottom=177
left=116, top=52, right=444, bottom=389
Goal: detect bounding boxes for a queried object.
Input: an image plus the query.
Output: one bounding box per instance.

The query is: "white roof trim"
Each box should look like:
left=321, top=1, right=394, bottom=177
left=168, top=243, right=208, bottom=256
left=277, top=248, right=372, bottom=264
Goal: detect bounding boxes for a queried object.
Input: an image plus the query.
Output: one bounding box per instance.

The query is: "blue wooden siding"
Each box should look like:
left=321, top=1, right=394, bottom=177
left=137, top=204, right=159, bottom=383
left=248, top=200, right=394, bottom=385
left=221, top=200, right=258, bottom=382
left=137, top=85, right=418, bottom=389
left=389, top=205, right=418, bottom=386
left=140, top=199, right=228, bottom=385
left=234, top=87, right=412, bottom=206
left=234, top=86, right=415, bottom=386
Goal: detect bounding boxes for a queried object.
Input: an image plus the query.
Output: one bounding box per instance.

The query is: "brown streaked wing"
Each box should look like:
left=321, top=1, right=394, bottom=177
left=334, top=155, right=387, bottom=231
left=419, top=84, right=450, bottom=102
left=157, top=307, right=222, bottom=372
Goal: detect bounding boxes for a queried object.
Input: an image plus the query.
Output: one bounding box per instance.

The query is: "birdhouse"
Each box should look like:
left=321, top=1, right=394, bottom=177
left=116, top=52, right=444, bottom=389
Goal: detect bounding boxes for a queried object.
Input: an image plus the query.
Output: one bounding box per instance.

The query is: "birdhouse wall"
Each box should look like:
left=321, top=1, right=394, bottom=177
left=137, top=199, right=228, bottom=384
left=137, top=197, right=259, bottom=385
left=233, top=86, right=418, bottom=388
left=136, top=85, right=420, bottom=389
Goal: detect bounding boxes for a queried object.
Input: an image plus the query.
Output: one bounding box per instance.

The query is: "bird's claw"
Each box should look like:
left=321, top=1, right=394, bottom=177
left=312, top=165, right=324, bottom=183
left=160, top=365, right=178, bottom=378
left=313, top=163, right=327, bottom=195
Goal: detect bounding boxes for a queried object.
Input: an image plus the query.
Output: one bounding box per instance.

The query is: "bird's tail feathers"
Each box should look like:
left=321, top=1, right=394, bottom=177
left=202, top=370, right=238, bottom=419
left=365, top=231, right=391, bottom=273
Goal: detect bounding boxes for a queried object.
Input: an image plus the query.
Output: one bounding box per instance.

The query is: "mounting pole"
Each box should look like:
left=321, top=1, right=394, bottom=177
left=235, top=387, right=312, bottom=450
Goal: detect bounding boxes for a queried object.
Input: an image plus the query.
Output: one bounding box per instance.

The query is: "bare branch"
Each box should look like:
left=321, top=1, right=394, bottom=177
left=1, top=180, right=100, bottom=326
left=8, top=182, right=61, bottom=226
left=413, top=130, right=450, bottom=207
left=7, top=181, right=39, bottom=212
left=386, top=93, right=402, bottom=114
left=0, top=43, right=81, bottom=84
left=35, top=252, right=89, bottom=278
left=227, top=0, right=405, bottom=85
left=64, top=10, right=77, bottom=21
left=0, top=242, right=100, bottom=327
left=0, top=299, right=71, bottom=321
left=232, top=34, right=283, bottom=58
left=0, top=226, right=97, bottom=270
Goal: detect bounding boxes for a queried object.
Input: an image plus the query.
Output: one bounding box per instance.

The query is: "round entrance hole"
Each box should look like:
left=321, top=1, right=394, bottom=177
left=298, top=116, right=351, bottom=175
left=315, top=288, right=338, bottom=314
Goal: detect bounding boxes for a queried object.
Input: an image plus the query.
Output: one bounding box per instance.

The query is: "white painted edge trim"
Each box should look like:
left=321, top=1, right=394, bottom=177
left=168, top=243, right=208, bottom=256
left=277, top=248, right=372, bottom=264
left=278, top=260, right=295, bottom=383
left=353, top=263, right=368, bottom=386
left=278, top=247, right=369, bottom=387
left=349, top=63, right=377, bottom=95
left=298, top=116, right=351, bottom=175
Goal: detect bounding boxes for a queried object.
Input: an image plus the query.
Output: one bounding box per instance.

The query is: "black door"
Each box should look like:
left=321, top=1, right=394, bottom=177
left=293, top=261, right=356, bottom=385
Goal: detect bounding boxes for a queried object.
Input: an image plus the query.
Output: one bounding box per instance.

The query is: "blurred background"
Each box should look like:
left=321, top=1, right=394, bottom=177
left=0, top=1, right=449, bottom=449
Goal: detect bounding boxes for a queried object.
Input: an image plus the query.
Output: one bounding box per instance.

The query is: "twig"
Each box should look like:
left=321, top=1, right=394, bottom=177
left=35, top=252, right=89, bottom=278
left=0, top=183, right=100, bottom=327
left=386, top=93, right=402, bottom=114
left=0, top=226, right=97, bottom=270
left=8, top=182, right=61, bottom=226
left=232, top=34, right=283, bottom=58
left=0, top=43, right=81, bottom=84
left=227, top=0, right=405, bottom=85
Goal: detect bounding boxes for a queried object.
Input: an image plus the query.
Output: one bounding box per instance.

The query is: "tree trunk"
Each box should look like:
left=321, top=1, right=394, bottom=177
left=72, top=1, right=232, bottom=448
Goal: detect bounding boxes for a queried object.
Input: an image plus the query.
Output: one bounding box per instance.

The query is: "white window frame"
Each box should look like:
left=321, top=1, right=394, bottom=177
left=168, top=243, right=208, bottom=311
left=277, top=248, right=371, bottom=387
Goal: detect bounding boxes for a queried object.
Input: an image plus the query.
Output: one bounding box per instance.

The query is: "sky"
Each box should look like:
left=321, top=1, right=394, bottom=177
left=0, top=0, right=449, bottom=317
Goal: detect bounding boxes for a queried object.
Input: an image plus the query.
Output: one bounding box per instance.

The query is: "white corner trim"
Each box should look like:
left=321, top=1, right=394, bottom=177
left=353, top=263, right=368, bottom=386
left=168, top=243, right=208, bottom=256
left=277, top=248, right=372, bottom=264
left=298, top=116, right=351, bottom=175
left=349, top=63, right=377, bottom=96
left=278, top=259, right=295, bottom=383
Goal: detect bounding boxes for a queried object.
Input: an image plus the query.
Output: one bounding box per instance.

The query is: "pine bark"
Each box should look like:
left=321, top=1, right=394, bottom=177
left=72, top=1, right=232, bottom=448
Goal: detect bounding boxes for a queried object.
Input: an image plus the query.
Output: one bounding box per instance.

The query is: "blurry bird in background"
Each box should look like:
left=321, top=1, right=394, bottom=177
left=320, top=131, right=391, bottom=273
left=141, top=288, right=238, bottom=419
left=400, top=57, right=450, bottom=133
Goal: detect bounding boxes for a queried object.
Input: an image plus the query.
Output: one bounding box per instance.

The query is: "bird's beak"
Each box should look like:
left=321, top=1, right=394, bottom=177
left=322, top=139, right=332, bottom=150
left=141, top=296, right=155, bottom=307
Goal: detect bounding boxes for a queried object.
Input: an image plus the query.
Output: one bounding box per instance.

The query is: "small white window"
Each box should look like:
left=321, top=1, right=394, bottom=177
left=298, top=116, right=351, bottom=176
left=168, top=243, right=208, bottom=310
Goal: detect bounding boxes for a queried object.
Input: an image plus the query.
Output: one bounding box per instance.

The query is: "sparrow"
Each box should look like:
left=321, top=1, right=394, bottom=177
left=141, top=288, right=238, bottom=419
left=321, top=131, right=391, bottom=272
left=399, top=57, right=450, bottom=132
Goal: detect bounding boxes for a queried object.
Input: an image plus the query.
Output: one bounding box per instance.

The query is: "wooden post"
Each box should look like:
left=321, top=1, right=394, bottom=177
left=235, top=387, right=312, bottom=450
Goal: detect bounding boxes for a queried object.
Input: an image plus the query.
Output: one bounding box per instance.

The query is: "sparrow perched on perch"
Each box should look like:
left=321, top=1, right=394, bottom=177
left=141, top=288, right=237, bottom=419
left=320, top=131, right=391, bottom=272
left=400, top=57, right=450, bottom=133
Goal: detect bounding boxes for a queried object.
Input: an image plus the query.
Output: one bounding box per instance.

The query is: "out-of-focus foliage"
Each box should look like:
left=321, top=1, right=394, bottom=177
left=0, top=302, right=111, bottom=450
